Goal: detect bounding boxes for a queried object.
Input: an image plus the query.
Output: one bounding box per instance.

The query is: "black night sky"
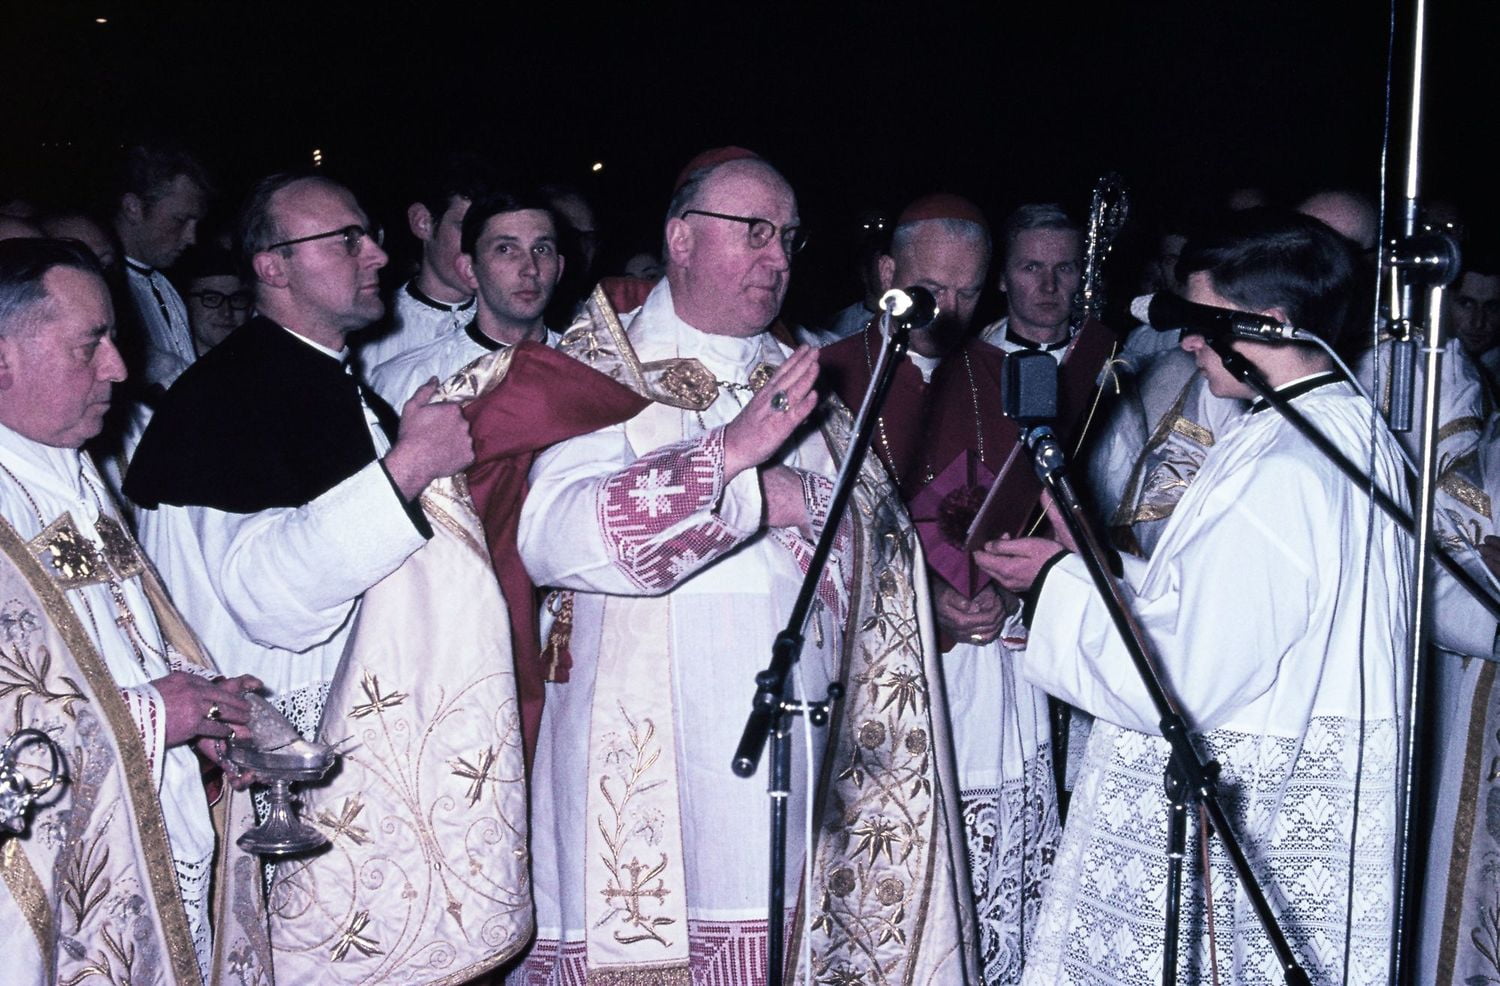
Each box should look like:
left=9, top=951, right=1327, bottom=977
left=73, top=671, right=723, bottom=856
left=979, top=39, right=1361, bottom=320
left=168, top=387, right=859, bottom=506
left=3, top=0, right=1496, bottom=319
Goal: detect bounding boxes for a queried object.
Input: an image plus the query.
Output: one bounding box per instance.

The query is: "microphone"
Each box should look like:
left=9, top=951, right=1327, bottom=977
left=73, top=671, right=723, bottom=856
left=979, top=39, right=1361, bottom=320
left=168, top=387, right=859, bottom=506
left=1131, top=292, right=1300, bottom=342
left=1001, top=350, right=1058, bottom=427
left=879, top=286, right=939, bottom=328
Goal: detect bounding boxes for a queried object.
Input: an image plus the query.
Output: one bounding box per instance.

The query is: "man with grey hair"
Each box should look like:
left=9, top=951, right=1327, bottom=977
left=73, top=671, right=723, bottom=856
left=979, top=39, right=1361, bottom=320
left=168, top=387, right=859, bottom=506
left=0, top=237, right=270, bottom=984
left=514, top=152, right=977, bottom=984
left=821, top=193, right=1057, bottom=984
left=981, top=203, right=1084, bottom=357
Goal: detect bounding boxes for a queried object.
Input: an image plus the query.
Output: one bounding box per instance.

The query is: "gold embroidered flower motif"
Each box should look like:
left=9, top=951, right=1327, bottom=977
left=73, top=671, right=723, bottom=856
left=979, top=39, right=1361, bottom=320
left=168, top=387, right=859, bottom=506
left=850, top=815, right=903, bottom=864
left=875, top=669, right=925, bottom=720
left=857, top=720, right=886, bottom=750
left=0, top=602, right=39, bottom=646
left=904, top=729, right=928, bottom=755
left=876, top=876, right=905, bottom=906
left=828, top=867, right=857, bottom=897
left=821, top=963, right=871, bottom=985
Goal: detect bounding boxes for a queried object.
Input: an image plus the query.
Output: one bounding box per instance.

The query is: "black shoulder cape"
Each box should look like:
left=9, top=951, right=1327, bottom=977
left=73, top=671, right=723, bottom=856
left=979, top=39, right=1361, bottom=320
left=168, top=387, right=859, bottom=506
left=125, top=316, right=401, bottom=514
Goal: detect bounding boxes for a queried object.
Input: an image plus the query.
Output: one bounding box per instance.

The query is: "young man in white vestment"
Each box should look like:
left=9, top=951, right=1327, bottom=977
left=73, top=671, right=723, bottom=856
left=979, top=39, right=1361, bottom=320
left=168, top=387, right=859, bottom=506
left=0, top=238, right=270, bottom=985
left=512, top=149, right=980, bottom=985
left=369, top=188, right=566, bottom=406
left=978, top=209, right=1413, bottom=985
left=355, top=156, right=483, bottom=372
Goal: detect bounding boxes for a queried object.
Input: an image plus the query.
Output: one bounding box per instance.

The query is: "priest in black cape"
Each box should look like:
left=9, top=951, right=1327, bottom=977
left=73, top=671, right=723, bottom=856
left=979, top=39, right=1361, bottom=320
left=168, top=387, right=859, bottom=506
left=125, top=172, right=476, bottom=739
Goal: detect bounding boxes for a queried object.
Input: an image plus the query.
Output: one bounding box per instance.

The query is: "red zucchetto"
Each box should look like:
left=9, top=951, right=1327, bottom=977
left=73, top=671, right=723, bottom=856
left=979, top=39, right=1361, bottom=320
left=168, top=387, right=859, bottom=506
left=672, top=146, right=763, bottom=193
left=895, top=192, right=989, bottom=231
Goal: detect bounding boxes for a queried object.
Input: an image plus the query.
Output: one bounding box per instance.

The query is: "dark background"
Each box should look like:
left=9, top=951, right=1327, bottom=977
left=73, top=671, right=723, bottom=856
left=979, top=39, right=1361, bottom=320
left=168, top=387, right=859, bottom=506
left=2, top=0, right=1495, bottom=321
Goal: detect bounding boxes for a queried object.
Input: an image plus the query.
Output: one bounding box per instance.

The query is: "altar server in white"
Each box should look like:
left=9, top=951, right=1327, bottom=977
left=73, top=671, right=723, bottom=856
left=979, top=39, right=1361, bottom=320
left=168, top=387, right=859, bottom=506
left=979, top=209, right=1412, bottom=985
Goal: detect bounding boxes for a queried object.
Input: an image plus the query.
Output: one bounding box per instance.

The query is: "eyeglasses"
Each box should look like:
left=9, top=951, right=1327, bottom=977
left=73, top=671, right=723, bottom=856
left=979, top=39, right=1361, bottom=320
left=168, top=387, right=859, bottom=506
left=263, top=224, right=384, bottom=257
left=679, top=210, right=807, bottom=256
left=187, top=290, right=253, bottom=311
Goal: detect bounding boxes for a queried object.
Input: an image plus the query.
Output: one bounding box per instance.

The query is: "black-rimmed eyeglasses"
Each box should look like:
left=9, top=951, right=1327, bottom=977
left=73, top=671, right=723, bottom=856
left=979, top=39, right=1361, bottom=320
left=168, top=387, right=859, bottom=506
left=679, top=210, right=807, bottom=256
left=187, top=290, right=253, bottom=311
left=263, top=224, right=384, bottom=257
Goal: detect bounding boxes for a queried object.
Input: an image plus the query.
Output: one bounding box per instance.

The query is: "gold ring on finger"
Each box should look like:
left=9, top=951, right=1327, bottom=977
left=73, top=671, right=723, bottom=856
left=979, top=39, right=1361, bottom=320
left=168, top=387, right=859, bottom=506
left=205, top=703, right=222, bottom=723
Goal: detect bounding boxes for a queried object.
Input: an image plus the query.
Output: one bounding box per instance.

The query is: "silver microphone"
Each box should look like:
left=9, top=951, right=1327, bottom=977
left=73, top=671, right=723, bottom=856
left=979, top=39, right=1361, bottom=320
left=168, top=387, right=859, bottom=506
left=879, top=286, right=939, bottom=328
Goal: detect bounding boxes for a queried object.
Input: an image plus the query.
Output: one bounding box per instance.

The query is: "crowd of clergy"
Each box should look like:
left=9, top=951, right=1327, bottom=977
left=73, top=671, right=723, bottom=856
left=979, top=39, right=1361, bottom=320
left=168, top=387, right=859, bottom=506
left=1, top=140, right=1497, bottom=986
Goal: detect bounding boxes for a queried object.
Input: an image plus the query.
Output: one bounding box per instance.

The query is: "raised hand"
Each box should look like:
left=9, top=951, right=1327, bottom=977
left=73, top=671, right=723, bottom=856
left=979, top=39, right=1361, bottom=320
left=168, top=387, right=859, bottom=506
left=723, top=346, right=820, bottom=478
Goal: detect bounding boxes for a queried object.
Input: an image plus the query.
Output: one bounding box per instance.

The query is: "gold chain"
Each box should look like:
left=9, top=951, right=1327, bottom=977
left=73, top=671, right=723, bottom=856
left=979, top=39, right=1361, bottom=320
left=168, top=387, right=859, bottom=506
left=0, top=460, right=167, bottom=670
left=861, top=331, right=985, bottom=485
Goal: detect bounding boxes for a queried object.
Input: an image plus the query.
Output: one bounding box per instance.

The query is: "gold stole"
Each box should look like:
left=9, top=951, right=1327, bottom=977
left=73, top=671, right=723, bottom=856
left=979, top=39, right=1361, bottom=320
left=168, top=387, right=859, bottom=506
left=268, top=347, right=534, bottom=985
left=565, top=287, right=750, bottom=981
left=789, top=401, right=980, bottom=986
left=583, top=593, right=692, bottom=984
left=1433, top=660, right=1499, bottom=983
left=0, top=512, right=272, bottom=986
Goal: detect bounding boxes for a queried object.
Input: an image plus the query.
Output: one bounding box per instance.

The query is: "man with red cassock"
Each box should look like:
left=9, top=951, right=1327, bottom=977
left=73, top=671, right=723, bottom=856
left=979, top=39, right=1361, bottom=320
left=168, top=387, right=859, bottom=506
left=820, top=194, right=1061, bottom=985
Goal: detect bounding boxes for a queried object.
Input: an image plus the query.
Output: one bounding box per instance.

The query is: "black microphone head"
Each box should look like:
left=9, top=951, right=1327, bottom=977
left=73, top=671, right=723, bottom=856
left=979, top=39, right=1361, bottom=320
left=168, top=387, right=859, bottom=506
left=1146, top=291, right=1294, bottom=341
left=1001, top=350, right=1058, bottom=425
left=1142, top=291, right=1212, bottom=333
left=902, top=286, right=939, bottom=328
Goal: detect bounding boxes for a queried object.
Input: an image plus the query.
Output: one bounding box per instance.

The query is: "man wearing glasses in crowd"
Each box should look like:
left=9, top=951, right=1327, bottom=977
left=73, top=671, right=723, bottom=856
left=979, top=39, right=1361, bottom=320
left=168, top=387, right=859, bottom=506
left=126, top=174, right=475, bottom=740
left=173, top=246, right=254, bottom=354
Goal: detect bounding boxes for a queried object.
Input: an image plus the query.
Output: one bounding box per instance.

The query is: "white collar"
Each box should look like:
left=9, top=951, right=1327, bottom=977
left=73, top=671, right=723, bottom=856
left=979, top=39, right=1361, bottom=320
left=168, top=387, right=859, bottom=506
left=636, top=279, right=783, bottom=372
left=278, top=324, right=348, bottom=363
left=0, top=422, right=98, bottom=526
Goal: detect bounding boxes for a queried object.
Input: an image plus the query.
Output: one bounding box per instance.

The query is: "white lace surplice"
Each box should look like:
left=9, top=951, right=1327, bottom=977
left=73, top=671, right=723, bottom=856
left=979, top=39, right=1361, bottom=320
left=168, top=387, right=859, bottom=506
left=1017, top=383, right=1411, bottom=986
left=944, top=635, right=1059, bottom=985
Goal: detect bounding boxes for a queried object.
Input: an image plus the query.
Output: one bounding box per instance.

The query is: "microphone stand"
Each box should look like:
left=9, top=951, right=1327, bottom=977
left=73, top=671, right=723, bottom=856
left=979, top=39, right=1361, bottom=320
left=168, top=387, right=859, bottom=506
left=732, top=302, right=916, bottom=986
left=1382, top=4, right=1466, bottom=975
left=1016, top=420, right=1310, bottom=986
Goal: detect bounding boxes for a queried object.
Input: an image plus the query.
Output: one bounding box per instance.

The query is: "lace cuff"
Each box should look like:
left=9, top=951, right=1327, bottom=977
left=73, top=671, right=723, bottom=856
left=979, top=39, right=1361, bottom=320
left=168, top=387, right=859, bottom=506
left=597, top=426, right=751, bottom=591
